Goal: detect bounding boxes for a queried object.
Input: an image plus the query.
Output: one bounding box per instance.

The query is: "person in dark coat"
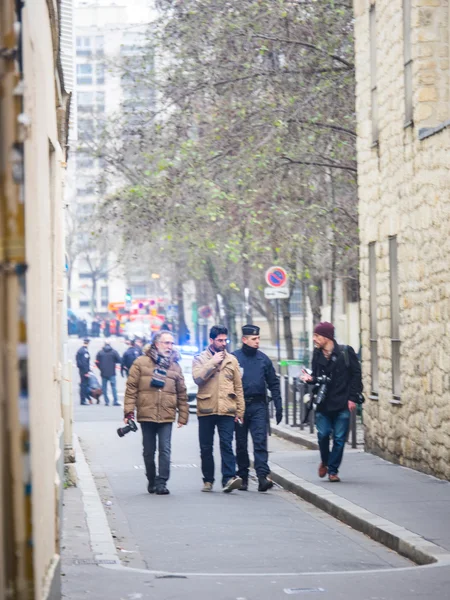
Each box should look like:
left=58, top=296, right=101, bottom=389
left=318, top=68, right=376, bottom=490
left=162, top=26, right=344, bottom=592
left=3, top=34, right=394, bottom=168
left=121, top=336, right=143, bottom=377
left=301, top=322, right=362, bottom=482
left=96, top=340, right=121, bottom=405
left=232, top=324, right=283, bottom=492
left=76, top=338, right=91, bottom=405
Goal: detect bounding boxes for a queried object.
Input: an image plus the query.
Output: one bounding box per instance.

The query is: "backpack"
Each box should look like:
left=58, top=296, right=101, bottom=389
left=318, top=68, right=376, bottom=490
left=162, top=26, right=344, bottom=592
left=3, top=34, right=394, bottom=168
left=340, top=345, right=365, bottom=405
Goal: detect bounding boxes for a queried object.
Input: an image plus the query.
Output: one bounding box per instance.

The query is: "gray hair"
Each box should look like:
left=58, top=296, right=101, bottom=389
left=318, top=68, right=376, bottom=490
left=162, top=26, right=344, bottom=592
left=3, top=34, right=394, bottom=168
left=152, top=331, right=174, bottom=345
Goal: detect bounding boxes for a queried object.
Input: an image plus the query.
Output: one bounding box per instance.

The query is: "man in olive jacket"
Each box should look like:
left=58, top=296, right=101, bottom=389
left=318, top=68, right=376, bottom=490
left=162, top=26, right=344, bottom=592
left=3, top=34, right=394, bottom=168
left=124, top=331, right=189, bottom=495
left=193, top=325, right=245, bottom=493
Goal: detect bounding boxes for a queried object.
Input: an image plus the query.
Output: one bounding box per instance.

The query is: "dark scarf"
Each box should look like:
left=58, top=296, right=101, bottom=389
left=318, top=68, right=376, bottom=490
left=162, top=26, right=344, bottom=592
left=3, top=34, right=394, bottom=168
left=242, top=343, right=257, bottom=357
left=149, top=344, right=172, bottom=388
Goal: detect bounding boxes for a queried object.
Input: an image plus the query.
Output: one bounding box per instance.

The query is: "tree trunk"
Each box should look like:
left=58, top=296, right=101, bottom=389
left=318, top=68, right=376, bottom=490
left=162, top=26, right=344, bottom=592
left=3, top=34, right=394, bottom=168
left=329, top=169, right=337, bottom=323
left=91, top=276, right=97, bottom=316
left=307, top=280, right=322, bottom=326
left=204, top=257, right=237, bottom=347
left=175, top=275, right=189, bottom=344
left=281, top=297, right=294, bottom=359
left=242, top=254, right=252, bottom=324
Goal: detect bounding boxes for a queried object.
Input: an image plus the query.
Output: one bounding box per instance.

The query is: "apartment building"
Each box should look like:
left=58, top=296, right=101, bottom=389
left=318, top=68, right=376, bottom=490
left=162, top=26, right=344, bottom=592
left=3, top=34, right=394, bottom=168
left=67, top=0, right=156, bottom=318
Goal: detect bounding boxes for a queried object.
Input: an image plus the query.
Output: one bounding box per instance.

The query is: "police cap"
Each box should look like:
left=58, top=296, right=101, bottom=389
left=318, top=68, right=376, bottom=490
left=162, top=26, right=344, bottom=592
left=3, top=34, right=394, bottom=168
left=242, top=324, right=260, bottom=336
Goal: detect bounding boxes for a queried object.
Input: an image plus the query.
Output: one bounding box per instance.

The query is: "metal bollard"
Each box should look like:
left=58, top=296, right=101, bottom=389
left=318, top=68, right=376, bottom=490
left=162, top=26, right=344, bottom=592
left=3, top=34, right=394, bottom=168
left=292, top=377, right=298, bottom=427
left=351, top=408, right=357, bottom=448
left=284, top=375, right=289, bottom=425
left=299, top=382, right=305, bottom=430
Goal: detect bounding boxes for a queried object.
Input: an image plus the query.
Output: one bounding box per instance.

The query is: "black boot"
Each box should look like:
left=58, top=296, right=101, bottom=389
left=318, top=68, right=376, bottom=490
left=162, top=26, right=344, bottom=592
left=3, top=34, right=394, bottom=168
left=239, top=480, right=248, bottom=491
left=258, top=476, right=274, bottom=492
left=156, top=485, right=170, bottom=495
left=147, top=482, right=156, bottom=494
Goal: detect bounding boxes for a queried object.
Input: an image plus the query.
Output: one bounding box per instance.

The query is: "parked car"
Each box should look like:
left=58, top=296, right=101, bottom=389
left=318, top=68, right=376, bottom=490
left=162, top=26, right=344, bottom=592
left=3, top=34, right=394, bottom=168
left=177, top=346, right=198, bottom=413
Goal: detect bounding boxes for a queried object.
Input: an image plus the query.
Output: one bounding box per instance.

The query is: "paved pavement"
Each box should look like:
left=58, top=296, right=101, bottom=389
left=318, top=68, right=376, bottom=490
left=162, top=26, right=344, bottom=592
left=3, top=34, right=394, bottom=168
left=62, top=337, right=450, bottom=599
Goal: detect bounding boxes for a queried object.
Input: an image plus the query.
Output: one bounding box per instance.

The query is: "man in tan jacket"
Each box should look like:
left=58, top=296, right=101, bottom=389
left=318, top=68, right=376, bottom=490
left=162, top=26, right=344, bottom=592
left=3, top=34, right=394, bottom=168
left=193, top=325, right=245, bottom=493
left=124, top=332, right=189, bottom=495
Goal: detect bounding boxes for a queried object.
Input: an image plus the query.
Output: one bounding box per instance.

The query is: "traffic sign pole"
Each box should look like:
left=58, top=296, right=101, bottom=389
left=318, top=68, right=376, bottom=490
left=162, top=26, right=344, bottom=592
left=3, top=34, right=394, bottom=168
left=276, top=299, right=281, bottom=363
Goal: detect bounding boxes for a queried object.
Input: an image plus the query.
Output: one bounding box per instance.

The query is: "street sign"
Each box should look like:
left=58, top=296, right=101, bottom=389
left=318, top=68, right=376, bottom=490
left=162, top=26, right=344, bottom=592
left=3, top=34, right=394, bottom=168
left=265, top=266, right=288, bottom=288
left=199, top=305, right=212, bottom=319
left=264, top=286, right=289, bottom=300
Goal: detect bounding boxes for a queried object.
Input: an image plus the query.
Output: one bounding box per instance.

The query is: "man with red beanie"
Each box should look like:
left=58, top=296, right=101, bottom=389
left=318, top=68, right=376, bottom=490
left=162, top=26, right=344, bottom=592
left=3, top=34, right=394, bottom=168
left=301, top=322, right=362, bottom=482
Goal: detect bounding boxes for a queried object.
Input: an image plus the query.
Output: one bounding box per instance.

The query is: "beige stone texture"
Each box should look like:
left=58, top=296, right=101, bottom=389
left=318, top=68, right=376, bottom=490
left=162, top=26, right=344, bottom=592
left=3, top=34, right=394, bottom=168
left=354, top=0, right=450, bottom=480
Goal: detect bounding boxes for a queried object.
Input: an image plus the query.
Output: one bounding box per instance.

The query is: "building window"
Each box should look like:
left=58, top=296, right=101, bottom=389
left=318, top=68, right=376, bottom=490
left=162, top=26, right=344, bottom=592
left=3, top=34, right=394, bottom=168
left=101, top=286, right=109, bottom=307
left=77, top=63, right=93, bottom=85
left=131, top=285, right=148, bottom=297
left=368, top=243, right=379, bottom=397
left=389, top=236, right=401, bottom=400
left=95, top=35, right=104, bottom=56
left=76, top=36, right=92, bottom=56
left=369, top=4, right=378, bottom=144
left=96, top=91, right=105, bottom=112
left=79, top=300, right=90, bottom=307
left=403, top=0, right=413, bottom=125
left=96, top=63, right=105, bottom=84
left=289, top=287, right=304, bottom=316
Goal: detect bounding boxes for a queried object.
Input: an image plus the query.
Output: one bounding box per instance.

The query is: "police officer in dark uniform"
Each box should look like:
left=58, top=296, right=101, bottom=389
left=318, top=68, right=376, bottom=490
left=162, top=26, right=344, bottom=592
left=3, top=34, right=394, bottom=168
left=233, top=324, right=283, bottom=492
left=76, top=338, right=91, bottom=405
left=121, top=336, right=143, bottom=377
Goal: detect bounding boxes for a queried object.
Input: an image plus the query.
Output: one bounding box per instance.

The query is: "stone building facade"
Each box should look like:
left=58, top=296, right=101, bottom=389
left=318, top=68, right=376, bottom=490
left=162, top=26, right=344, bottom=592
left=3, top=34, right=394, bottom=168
left=354, top=0, right=450, bottom=479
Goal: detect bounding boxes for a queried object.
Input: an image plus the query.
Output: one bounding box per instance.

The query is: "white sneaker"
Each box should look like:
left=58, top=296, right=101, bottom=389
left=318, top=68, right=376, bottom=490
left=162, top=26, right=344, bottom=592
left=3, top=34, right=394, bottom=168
left=222, top=476, right=243, bottom=493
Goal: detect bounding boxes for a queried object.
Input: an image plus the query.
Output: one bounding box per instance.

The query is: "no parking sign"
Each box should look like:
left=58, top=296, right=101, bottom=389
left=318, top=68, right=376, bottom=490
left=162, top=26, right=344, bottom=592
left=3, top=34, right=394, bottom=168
left=265, top=266, right=288, bottom=288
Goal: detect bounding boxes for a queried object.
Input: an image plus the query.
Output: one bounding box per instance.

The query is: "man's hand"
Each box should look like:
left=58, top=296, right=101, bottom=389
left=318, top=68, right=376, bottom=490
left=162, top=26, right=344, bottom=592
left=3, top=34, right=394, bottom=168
left=276, top=409, right=283, bottom=425
left=235, top=416, right=243, bottom=426
left=348, top=400, right=357, bottom=412
left=211, top=351, right=225, bottom=365
left=300, top=368, right=313, bottom=383
left=84, top=373, right=89, bottom=378
left=177, top=422, right=185, bottom=429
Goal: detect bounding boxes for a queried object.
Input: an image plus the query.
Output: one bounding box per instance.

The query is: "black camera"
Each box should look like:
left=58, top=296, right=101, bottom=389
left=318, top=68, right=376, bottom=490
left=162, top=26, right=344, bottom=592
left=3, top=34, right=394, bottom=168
left=313, top=375, right=331, bottom=406
left=117, top=419, right=138, bottom=438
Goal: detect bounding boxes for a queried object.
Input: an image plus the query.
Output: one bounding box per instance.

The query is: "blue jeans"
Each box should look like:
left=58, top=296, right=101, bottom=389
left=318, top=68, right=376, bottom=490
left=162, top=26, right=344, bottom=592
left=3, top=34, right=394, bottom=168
left=102, top=375, right=118, bottom=405
left=79, top=372, right=89, bottom=405
left=198, top=415, right=237, bottom=487
left=315, top=410, right=350, bottom=475
left=141, top=422, right=173, bottom=487
left=236, top=401, right=269, bottom=480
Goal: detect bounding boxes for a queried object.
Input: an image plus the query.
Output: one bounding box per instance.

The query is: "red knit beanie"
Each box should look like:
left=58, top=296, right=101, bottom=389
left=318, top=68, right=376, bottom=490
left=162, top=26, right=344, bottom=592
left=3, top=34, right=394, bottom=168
left=313, top=321, right=335, bottom=340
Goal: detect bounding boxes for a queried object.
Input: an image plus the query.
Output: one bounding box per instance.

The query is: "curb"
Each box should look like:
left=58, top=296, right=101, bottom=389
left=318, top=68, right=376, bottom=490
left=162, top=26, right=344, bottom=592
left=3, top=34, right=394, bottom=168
left=269, top=463, right=450, bottom=567
left=270, top=422, right=319, bottom=450
left=73, top=435, right=121, bottom=565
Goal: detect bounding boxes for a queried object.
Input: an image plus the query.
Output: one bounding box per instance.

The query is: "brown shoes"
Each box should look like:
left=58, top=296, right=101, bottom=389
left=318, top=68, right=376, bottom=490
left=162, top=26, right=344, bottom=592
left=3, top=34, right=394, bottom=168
left=328, top=473, right=341, bottom=482
left=318, top=463, right=328, bottom=478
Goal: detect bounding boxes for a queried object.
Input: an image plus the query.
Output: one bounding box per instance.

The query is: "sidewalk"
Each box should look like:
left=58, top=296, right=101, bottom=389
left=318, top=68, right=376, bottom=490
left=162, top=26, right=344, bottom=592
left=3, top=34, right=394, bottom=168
left=267, top=436, right=450, bottom=566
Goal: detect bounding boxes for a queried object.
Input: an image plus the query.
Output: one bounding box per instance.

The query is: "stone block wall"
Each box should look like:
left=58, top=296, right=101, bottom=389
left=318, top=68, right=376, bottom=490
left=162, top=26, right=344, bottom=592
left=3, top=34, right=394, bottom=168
left=354, top=0, right=450, bottom=479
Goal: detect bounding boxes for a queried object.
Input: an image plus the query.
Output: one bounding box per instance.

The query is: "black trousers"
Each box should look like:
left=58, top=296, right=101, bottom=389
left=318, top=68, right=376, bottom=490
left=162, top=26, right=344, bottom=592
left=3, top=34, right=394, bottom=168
left=235, top=401, right=269, bottom=480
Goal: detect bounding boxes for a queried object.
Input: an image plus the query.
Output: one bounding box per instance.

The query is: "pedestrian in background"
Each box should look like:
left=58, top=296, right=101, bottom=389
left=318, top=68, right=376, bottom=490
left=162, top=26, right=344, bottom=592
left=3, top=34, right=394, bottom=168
left=121, top=335, right=143, bottom=377
left=193, top=325, right=245, bottom=493
left=301, top=322, right=362, bottom=482
left=123, top=332, right=189, bottom=495
left=96, top=340, right=121, bottom=406
left=76, top=338, right=91, bottom=405
left=233, top=324, right=283, bottom=492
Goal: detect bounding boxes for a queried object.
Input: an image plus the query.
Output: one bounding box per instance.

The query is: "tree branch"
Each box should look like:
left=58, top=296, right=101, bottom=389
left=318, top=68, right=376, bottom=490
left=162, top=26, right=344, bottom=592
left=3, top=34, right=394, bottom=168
left=280, top=156, right=357, bottom=173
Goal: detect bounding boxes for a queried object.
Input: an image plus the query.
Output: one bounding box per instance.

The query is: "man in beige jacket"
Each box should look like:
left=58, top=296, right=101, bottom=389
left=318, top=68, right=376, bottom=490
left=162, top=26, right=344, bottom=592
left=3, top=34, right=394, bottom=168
left=124, top=332, right=189, bottom=495
left=193, top=325, right=245, bottom=493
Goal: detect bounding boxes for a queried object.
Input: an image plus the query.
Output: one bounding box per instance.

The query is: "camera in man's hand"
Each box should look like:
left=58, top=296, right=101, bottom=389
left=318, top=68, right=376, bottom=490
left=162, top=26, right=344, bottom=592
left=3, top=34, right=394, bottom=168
left=313, top=375, right=331, bottom=407
left=117, top=418, right=138, bottom=438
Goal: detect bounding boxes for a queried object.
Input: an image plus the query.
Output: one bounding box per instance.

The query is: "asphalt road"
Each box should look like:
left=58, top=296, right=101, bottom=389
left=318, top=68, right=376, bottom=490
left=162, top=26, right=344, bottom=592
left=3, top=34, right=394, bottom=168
left=62, top=337, right=450, bottom=599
